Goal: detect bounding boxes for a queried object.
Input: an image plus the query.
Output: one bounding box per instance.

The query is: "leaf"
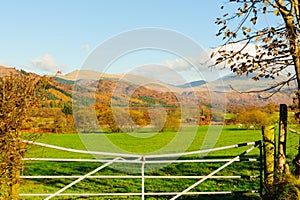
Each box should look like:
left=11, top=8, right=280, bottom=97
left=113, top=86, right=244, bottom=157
left=273, top=9, right=280, bottom=16
left=263, top=6, right=267, bottom=14
left=251, top=17, right=257, bottom=25
left=230, top=63, right=236, bottom=69
left=216, top=57, right=223, bottom=63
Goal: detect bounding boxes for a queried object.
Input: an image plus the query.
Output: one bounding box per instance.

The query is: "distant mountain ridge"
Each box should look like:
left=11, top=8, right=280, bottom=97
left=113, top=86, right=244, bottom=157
left=175, top=80, right=207, bottom=88
left=57, top=70, right=122, bottom=81
left=0, top=66, right=293, bottom=106
left=57, top=69, right=292, bottom=105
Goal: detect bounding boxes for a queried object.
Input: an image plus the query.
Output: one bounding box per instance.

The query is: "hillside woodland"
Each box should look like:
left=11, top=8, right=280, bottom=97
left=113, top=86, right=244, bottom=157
left=0, top=66, right=289, bottom=134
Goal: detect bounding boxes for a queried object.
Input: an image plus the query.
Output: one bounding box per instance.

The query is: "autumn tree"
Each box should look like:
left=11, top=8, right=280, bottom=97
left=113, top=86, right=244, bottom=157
left=74, top=107, right=98, bottom=133
left=96, top=105, right=123, bottom=133
left=199, top=105, right=211, bottom=126
left=237, top=110, right=271, bottom=129
left=0, top=73, right=47, bottom=199
left=264, top=101, right=277, bottom=114
left=149, top=107, right=180, bottom=132
left=214, top=0, right=300, bottom=178
left=162, top=109, right=181, bottom=132
left=62, top=101, right=72, bottom=116
left=129, top=109, right=149, bottom=128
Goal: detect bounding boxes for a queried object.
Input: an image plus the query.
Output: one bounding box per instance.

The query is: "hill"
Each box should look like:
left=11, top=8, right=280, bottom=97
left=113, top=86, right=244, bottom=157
left=175, top=80, right=207, bottom=88
left=57, top=70, right=121, bottom=81
left=56, top=69, right=293, bottom=106
left=183, top=73, right=294, bottom=105
left=0, top=65, right=18, bottom=77
left=0, top=66, right=292, bottom=106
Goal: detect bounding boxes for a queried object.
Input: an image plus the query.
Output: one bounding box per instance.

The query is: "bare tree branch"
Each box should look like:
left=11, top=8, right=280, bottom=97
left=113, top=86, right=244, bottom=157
left=229, top=74, right=296, bottom=99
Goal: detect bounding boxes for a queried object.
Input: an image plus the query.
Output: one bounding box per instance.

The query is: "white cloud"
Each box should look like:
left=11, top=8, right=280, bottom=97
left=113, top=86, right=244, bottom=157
left=129, top=64, right=189, bottom=85
left=82, top=44, right=90, bottom=52
left=159, top=43, right=269, bottom=82
left=161, top=49, right=232, bottom=82
left=163, top=50, right=212, bottom=72
left=31, top=53, right=59, bottom=73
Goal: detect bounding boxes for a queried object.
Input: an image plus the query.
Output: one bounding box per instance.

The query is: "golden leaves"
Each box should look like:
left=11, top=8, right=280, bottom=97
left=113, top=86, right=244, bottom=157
left=251, top=17, right=257, bottom=25
left=273, top=9, right=280, bottom=16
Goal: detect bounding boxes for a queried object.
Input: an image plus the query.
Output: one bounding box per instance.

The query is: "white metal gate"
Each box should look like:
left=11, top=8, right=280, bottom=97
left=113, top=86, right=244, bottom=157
left=20, top=140, right=262, bottom=199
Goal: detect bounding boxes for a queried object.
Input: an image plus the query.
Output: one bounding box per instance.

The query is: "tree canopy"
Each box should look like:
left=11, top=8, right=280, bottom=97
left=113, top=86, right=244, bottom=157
left=214, top=0, right=300, bottom=189
left=213, top=0, right=300, bottom=99
left=0, top=73, right=48, bottom=198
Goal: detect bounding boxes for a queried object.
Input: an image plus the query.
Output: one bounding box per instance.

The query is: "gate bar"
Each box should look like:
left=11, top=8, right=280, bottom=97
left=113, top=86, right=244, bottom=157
left=171, top=144, right=258, bottom=200
left=44, top=157, right=121, bottom=200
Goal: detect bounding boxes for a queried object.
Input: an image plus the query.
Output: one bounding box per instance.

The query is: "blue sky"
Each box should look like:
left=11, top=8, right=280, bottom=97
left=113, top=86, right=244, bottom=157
left=0, top=1, right=254, bottom=83
left=0, top=1, right=224, bottom=67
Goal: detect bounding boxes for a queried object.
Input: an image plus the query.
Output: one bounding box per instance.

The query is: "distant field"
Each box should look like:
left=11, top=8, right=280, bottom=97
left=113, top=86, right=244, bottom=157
left=27, top=126, right=263, bottom=158
left=20, top=125, right=299, bottom=199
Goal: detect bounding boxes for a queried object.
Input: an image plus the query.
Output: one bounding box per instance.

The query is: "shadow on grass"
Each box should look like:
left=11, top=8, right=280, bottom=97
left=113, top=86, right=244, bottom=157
left=224, top=127, right=248, bottom=131
left=175, top=193, right=261, bottom=200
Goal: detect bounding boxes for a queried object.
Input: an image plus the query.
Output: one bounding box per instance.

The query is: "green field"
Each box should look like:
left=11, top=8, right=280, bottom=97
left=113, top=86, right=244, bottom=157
left=19, top=125, right=300, bottom=199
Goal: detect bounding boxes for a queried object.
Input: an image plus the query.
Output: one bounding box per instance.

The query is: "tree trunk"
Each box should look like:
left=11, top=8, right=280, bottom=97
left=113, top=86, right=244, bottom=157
left=9, top=169, right=20, bottom=200
left=8, top=141, right=21, bottom=200
left=292, top=33, right=300, bottom=180
left=294, top=47, right=300, bottom=179
left=280, top=6, right=300, bottom=180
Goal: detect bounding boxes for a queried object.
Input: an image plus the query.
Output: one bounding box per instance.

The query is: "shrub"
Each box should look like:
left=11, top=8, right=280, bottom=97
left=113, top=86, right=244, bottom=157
left=237, top=110, right=271, bottom=129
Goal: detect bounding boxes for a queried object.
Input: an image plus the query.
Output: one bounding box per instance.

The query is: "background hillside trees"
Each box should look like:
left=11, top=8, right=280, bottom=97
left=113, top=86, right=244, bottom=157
left=95, top=103, right=181, bottom=133
left=74, top=107, right=98, bottom=133
left=0, top=73, right=47, bottom=199
left=62, top=101, right=72, bottom=115
left=237, top=110, right=271, bottom=129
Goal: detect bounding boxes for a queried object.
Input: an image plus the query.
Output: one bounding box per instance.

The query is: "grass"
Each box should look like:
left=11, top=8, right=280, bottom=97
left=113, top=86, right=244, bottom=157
left=19, top=125, right=298, bottom=199
left=26, top=126, right=262, bottom=158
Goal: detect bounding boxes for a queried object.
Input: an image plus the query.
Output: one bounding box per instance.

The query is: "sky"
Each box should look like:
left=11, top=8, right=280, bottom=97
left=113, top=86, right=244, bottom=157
left=0, top=1, right=276, bottom=84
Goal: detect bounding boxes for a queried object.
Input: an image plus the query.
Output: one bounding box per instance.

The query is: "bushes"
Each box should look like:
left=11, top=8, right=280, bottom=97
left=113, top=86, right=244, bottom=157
left=263, top=175, right=300, bottom=200
left=237, top=110, right=271, bottom=129
left=0, top=73, right=48, bottom=199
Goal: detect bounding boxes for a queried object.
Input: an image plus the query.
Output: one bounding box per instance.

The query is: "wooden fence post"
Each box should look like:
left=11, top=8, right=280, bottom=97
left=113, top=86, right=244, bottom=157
left=278, top=104, right=288, bottom=174
left=262, top=125, right=275, bottom=187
